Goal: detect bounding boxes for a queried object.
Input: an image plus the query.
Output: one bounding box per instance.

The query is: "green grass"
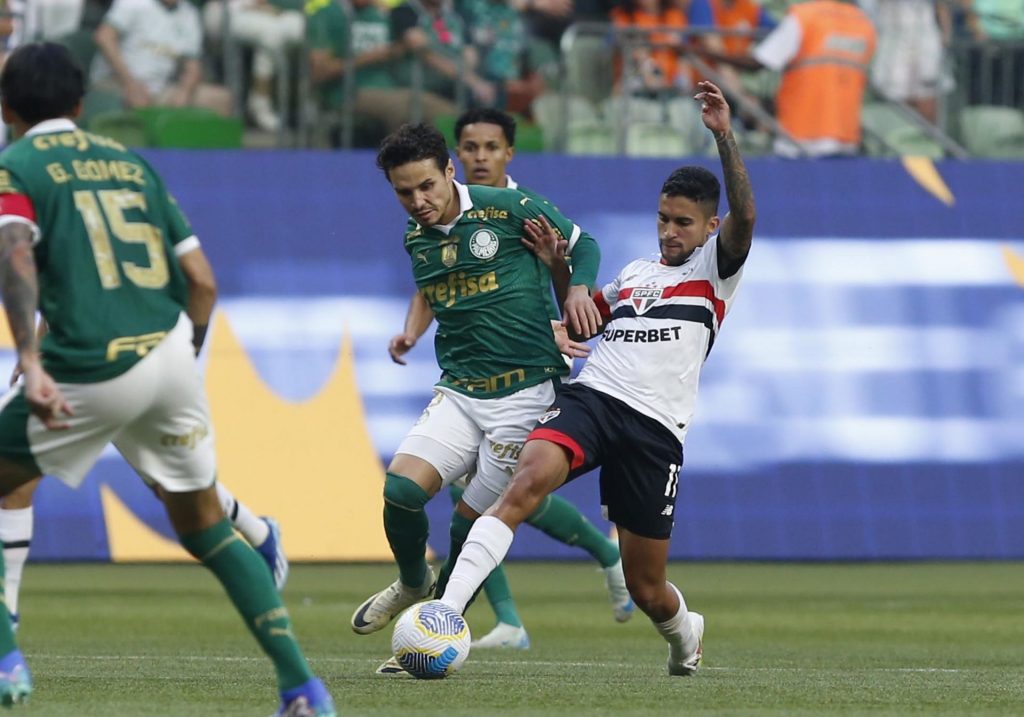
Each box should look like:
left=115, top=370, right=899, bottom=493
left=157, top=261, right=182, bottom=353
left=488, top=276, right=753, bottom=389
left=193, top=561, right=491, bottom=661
left=15, top=562, right=1024, bottom=716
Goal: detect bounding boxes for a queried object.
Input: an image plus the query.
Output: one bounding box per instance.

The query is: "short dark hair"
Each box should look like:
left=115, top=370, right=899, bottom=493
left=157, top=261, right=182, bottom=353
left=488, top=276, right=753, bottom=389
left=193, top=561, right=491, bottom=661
left=453, top=108, right=517, bottom=146
left=0, top=42, right=84, bottom=127
left=661, top=166, right=720, bottom=214
left=376, top=123, right=451, bottom=180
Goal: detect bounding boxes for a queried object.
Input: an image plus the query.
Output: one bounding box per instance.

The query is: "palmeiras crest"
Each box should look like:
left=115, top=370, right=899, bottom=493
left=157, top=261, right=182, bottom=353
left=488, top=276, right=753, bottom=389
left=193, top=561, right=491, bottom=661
left=629, top=287, right=662, bottom=314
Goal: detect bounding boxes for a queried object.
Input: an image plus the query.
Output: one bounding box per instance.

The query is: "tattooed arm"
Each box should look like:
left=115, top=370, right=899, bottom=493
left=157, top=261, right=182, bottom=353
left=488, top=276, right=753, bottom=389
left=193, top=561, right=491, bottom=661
left=694, top=81, right=756, bottom=279
left=0, top=223, right=71, bottom=428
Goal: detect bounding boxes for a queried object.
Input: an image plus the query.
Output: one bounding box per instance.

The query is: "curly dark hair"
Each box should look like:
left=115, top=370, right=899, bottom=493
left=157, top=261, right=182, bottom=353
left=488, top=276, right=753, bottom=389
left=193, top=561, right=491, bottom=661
left=377, top=123, right=451, bottom=181
left=0, top=42, right=84, bottom=127
left=454, top=108, right=517, bottom=146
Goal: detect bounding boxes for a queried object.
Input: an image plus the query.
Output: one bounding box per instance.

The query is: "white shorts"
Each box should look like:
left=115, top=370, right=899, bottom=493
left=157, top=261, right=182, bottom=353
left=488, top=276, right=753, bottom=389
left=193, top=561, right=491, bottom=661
left=396, top=381, right=557, bottom=514
left=870, top=3, right=946, bottom=101
left=0, top=313, right=216, bottom=492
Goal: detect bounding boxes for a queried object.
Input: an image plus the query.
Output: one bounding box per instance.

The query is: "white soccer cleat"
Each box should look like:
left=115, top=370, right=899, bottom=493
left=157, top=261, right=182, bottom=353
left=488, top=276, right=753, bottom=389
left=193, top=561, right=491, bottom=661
left=375, top=656, right=411, bottom=677
left=603, top=560, right=635, bottom=622
left=470, top=622, right=530, bottom=650
left=667, top=611, right=704, bottom=676
left=350, top=567, right=436, bottom=635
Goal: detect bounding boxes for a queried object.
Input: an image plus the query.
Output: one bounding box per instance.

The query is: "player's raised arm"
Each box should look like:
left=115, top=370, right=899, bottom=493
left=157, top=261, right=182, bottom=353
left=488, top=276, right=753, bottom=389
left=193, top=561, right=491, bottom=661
left=695, top=81, right=756, bottom=279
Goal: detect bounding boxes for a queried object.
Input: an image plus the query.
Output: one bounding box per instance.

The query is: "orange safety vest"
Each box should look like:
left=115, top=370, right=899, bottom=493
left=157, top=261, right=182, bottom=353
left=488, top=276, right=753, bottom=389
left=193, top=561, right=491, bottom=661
left=775, top=1, right=876, bottom=147
left=709, top=0, right=763, bottom=56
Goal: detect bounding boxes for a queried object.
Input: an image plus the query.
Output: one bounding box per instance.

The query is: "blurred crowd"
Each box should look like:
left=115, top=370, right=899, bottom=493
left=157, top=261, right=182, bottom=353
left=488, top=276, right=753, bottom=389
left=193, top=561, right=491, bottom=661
left=0, top=0, right=1022, bottom=156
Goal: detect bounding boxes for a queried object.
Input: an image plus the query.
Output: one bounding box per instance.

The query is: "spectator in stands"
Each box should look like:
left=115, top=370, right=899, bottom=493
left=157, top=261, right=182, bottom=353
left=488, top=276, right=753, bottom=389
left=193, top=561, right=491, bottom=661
left=610, top=0, right=691, bottom=97
left=964, top=0, right=1024, bottom=107
left=459, top=0, right=545, bottom=112
left=390, top=0, right=496, bottom=107
left=686, top=0, right=776, bottom=123
left=700, top=0, right=876, bottom=157
left=859, top=0, right=950, bottom=123
left=90, top=0, right=232, bottom=118
left=203, top=0, right=304, bottom=132
left=520, top=0, right=615, bottom=56
left=306, top=0, right=457, bottom=145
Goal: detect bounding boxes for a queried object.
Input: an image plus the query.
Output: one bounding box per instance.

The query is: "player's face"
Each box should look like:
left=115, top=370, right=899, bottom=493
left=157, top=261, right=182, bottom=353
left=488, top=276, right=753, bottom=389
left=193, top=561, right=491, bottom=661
left=657, top=194, right=719, bottom=266
left=389, top=158, right=458, bottom=227
left=455, top=122, right=514, bottom=187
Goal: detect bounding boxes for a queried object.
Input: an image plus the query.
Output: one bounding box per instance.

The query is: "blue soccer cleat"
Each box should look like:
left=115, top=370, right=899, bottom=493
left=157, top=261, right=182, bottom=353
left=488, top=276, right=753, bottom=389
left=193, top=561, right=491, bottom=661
left=256, top=517, right=289, bottom=591
left=272, top=677, right=336, bottom=717
left=0, top=649, right=31, bottom=707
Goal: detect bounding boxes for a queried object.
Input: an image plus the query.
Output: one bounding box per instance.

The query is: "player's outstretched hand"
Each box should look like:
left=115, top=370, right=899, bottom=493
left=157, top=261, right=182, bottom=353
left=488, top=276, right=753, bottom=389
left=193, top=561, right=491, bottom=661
left=564, top=285, right=602, bottom=339
left=694, top=81, right=732, bottom=136
left=521, top=216, right=567, bottom=267
left=388, top=333, right=417, bottom=365
left=22, top=362, right=72, bottom=430
left=551, top=320, right=590, bottom=359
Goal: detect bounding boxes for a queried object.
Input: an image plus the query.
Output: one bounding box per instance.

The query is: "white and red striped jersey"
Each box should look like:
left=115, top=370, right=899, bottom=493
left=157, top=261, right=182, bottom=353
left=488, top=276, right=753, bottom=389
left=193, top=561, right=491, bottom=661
left=575, top=236, right=743, bottom=444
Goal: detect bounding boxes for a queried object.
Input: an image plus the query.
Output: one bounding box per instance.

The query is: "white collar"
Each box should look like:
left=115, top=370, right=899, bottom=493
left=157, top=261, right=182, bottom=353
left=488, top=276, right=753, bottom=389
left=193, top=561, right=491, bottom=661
left=505, top=175, right=518, bottom=190
left=433, top=180, right=473, bottom=236
left=26, top=118, right=78, bottom=136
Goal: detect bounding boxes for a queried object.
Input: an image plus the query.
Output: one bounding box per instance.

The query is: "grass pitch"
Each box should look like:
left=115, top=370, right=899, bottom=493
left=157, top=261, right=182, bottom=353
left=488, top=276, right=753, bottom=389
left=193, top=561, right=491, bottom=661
left=17, top=562, right=1024, bottom=716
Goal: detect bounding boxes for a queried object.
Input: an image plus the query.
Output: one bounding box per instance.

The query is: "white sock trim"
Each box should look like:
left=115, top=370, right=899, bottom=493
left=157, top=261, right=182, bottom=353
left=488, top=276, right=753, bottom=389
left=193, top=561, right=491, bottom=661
left=216, top=483, right=269, bottom=547
left=441, top=516, right=514, bottom=613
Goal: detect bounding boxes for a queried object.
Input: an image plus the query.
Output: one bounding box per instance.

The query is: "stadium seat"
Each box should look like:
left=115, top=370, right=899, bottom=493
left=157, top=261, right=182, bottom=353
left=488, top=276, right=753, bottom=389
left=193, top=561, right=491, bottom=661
left=960, top=105, right=1024, bottom=158
left=87, top=111, right=150, bottom=148
left=602, top=96, right=664, bottom=125
left=625, top=123, right=692, bottom=158
left=433, top=113, right=458, bottom=146
left=135, top=107, right=244, bottom=149
left=514, top=119, right=545, bottom=153
left=566, top=122, right=617, bottom=155
left=861, top=102, right=945, bottom=159
left=532, top=94, right=600, bottom=150
left=564, top=34, right=615, bottom=106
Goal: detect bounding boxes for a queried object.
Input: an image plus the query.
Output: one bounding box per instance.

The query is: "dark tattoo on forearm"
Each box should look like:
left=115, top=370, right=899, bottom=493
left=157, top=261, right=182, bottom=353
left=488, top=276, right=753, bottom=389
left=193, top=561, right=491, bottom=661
left=716, top=130, right=755, bottom=229
left=0, top=224, right=40, bottom=356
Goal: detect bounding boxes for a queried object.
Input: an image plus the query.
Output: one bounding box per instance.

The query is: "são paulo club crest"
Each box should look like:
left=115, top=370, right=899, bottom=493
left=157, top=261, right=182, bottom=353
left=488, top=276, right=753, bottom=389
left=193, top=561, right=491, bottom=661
left=629, top=287, right=663, bottom=314
left=469, top=229, right=499, bottom=260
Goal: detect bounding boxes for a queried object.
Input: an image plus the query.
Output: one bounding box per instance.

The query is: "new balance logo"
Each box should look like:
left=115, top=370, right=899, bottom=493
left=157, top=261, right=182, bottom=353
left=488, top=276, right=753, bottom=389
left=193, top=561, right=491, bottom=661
left=661, top=505, right=674, bottom=517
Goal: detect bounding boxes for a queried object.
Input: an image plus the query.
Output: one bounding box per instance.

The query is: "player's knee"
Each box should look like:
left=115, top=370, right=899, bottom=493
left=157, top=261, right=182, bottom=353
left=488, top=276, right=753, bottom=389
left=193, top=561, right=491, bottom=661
left=383, top=472, right=431, bottom=511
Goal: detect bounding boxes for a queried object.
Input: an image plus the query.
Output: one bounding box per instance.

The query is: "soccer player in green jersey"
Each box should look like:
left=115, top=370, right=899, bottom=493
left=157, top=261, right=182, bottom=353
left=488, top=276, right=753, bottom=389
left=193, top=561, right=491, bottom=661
left=446, top=107, right=634, bottom=650
left=350, top=123, right=603, bottom=658
left=0, top=43, right=335, bottom=715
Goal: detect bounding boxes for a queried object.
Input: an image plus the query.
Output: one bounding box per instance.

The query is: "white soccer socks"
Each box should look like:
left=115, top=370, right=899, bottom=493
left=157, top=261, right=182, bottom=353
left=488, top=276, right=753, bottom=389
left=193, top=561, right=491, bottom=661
left=440, top=516, right=514, bottom=613
left=653, top=582, right=698, bottom=660
left=0, top=506, right=33, bottom=618
left=215, top=482, right=269, bottom=548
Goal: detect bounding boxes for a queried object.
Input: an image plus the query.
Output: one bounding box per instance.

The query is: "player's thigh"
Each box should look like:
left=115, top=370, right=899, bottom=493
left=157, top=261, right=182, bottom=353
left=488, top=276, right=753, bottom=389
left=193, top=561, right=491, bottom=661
left=599, top=413, right=683, bottom=542
left=0, top=375, right=145, bottom=490
left=463, top=381, right=557, bottom=515
left=114, top=319, right=217, bottom=493
left=393, top=389, right=482, bottom=495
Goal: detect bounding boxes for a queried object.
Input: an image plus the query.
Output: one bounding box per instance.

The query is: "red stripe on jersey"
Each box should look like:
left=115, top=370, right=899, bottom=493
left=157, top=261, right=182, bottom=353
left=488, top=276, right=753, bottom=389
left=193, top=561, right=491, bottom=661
left=619, top=280, right=725, bottom=325
left=0, top=193, right=37, bottom=223
left=527, top=427, right=586, bottom=471
left=593, top=292, right=612, bottom=320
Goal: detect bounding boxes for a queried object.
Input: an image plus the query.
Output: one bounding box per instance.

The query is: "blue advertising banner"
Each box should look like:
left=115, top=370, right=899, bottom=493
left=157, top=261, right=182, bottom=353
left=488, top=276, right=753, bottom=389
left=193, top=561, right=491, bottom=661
left=11, top=152, right=1024, bottom=561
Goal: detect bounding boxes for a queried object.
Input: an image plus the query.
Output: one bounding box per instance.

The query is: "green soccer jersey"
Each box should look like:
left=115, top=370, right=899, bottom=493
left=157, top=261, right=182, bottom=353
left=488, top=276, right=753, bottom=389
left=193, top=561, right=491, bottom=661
left=404, top=181, right=599, bottom=399
left=0, top=120, right=194, bottom=383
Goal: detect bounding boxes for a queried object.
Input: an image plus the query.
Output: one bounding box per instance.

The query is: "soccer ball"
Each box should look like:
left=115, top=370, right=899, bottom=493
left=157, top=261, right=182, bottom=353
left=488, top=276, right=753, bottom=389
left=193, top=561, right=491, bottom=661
left=391, top=600, right=471, bottom=679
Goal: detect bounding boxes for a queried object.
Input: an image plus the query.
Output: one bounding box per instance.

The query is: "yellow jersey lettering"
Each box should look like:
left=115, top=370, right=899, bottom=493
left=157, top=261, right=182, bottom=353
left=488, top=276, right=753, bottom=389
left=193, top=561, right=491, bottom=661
left=105, top=330, right=167, bottom=361
left=452, top=368, right=527, bottom=393
left=46, top=163, right=71, bottom=184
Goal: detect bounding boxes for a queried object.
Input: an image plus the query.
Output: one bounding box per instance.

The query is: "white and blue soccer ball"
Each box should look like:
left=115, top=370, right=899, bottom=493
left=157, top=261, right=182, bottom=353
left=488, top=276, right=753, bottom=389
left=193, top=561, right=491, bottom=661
left=391, top=600, right=471, bottom=679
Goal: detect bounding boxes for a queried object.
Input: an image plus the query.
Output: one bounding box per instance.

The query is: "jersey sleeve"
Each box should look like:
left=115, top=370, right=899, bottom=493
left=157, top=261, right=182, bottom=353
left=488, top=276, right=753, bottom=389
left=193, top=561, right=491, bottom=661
left=705, top=235, right=743, bottom=304
left=166, top=194, right=199, bottom=256
left=0, top=167, right=41, bottom=244
left=516, top=192, right=600, bottom=289
left=593, top=270, right=622, bottom=321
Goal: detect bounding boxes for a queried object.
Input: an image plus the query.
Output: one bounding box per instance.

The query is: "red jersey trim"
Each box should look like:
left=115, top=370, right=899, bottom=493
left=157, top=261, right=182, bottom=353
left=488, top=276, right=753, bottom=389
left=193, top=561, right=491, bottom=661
left=619, top=279, right=725, bottom=326
left=527, top=427, right=586, bottom=471
left=593, top=292, right=612, bottom=320
left=0, top=193, right=37, bottom=223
